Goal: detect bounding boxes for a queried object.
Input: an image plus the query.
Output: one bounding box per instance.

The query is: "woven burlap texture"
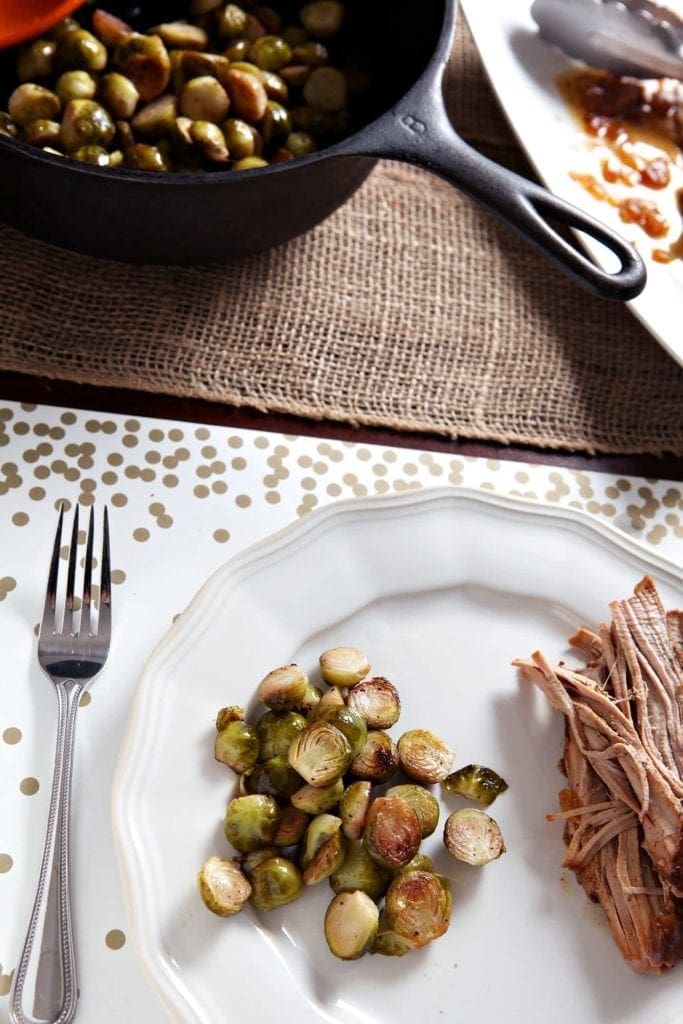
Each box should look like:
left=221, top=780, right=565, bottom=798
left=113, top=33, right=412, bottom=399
left=1, top=23, right=682, bottom=455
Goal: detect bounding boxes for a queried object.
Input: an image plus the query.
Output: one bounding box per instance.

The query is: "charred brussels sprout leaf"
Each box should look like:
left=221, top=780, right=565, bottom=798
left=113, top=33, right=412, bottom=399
left=442, top=764, right=509, bottom=806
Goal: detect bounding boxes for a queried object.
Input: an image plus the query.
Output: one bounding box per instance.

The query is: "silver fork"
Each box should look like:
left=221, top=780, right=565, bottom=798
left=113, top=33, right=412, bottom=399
left=10, top=505, right=111, bottom=1024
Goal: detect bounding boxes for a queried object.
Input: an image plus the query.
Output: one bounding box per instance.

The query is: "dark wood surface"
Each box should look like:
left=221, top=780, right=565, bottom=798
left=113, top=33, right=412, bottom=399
left=1, top=370, right=682, bottom=481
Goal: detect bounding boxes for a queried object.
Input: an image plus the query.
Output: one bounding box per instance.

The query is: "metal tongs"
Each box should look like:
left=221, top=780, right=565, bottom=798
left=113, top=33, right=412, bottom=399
left=531, top=0, right=683, bottom=78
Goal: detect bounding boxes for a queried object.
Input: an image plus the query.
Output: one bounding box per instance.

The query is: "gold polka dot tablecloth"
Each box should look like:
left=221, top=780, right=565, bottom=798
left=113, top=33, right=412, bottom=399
left=0, top=399, right=681, bottom=1024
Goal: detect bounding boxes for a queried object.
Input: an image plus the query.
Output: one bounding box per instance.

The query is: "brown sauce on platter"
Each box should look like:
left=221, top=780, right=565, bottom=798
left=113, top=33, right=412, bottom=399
left=558, top=69, right=683, bottom=261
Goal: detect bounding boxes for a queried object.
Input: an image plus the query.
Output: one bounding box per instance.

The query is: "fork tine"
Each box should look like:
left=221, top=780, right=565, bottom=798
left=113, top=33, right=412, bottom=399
left=62, top=504, right=80, bottom=636
left=40, top=503, right=64, bottom=637
left=98, top=506, right=111, bottom=638
left=80, top=507, right=95, bottom=637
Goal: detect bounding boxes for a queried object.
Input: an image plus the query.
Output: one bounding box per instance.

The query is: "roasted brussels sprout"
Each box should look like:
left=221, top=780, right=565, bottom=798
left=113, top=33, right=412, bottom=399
left=8, top=84, right=60, bottom=126
left=22, top=119, right=61, bottom=146
left=312, top=685, right=345, bottom=716
left=249, top=35, right=292, bottom=71
left=224, top=67, right=268, bottom=123
left=370, top=929, right=412, bottom=957
left=346, top=677, right=401, bottom=729
left=153, top=21, right=209, bottom=49
left=224, top=794, right=281, bottom=852
left=330, top=839, right=391, bottom=900
left=315, top=705, right=367, bottom=759
left=113, top=32, right=171, bottom=102
left=397, top=729, right=454, bottom=784
left=443, top=808, right=506, bottom=866
left=250, top=856, right=304, bottom=910
left=385, top=871, right=452, bottom=949
left=17, top=39, right=57, bottom=82
left=215, top=705, right=245, bottom=731
left=57, top=29, right=108, bottom=72
left=214, top=719, right=260, bottom=774
left=256, top=709, right=307, bottom=760
left=324, top=891, right=379, bottom=960
left=291, top=777, right=344, bottom=814
left=217, top=3, right=249, bottom=38
left=59, top=99, right=115, bottom=151
left=363, top=797, right=421, bottom=870
left=442, top=764, right=509, bottom=806
left=300, top=813, right=346, bottom=884
left=273, top=804, right=309, bottom=846
left=350, top=730, right=398, bottom=784
left=300, top=684, right=322, bottom=711
left=303, top=66, right=347, bottom=112
left=132, top=94, right=177, bottom=138
left=288, top=721, right=352, bottom=787
left=386, top=784, right=440, bottom=839
left=397, top=851, right=434, bottom=874
left=300, top=1, right=345, bottom=38
left=197, top=855, right=251, bottom=916
left=231, top=155, right=268, bottom=170
left=240, top=846, right=279, bottom=877
left=243, top=754, right=302, bottom=799
left=319, top=646, right=370, bottom=687
left=257, top=663, right=310, bottom=710
left=338, top=780, right=371, bottom=840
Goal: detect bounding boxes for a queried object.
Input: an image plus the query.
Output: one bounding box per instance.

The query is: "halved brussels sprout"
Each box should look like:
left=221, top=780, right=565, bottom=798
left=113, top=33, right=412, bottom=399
left=363, top=797, right=421, bottom=870
left=214, top=720, right=260, bottom=774
left=300, top=813, right=346, bottom=884
left=288, top=722, right=352, bottom=787
left=442, top=764, right=509, bottom=806
left=339, top=780, right=371, bottom=840
left=240, top=846, right=279, bottom=878
left=244, top=755, right=302, bottom=799
left=273, top=805, right=310, bottom=847
left=256, top=709, right=307, bottom=760
left=215, top=705, right=244, bottom=731
left=386, top=784, right=440, bottom=839
left=315, top=705, right=367, bottom=759
left=301, top=684, right=323, bottom=711
left=350, top=730, right=398, bottom=784
left=302, top=827, right=346, bottom=885
left=257, top=663, right=310, bottom=710
left=370, top=929, right=412, bottom=957
left=443, top=808, right=506, bottom=866
left=324, top=891, right=379, bottom=960
left=291, top=777, right=344, bottom=814
left=319, top=646, right=370, bottom=688
left=330, top=839, right=392, bottom=900
left=313, top=686, right=345, bottom=715
left=385, top=871, right=452, bottom=949
left=250, top=856, right=304, bottom=910
left=397, top=851, right=434, bottom=874
left=224, top=794, right=281, bottom=853
left=397, top=729, right=454, bottom=784
left=197, top=855, right=251, bottom=916
left=346, top=676, right=401, bottom=729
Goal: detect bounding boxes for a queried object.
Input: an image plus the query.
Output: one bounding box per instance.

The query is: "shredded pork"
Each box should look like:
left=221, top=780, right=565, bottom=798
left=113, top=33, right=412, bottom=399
left=514, top=576, right=683, bottom=973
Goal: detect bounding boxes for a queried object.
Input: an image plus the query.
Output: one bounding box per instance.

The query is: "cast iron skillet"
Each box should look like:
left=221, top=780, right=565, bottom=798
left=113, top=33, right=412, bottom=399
left=0, top=0, right=645, bottom=299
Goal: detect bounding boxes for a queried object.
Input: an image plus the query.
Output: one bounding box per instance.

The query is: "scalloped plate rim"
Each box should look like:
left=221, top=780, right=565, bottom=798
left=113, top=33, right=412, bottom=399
left=110, top=485, right=683, bottom=1023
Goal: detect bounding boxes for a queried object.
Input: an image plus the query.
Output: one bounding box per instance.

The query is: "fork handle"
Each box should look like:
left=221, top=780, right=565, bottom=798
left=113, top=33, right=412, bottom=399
left=10, top=682, right=82, bottom=1024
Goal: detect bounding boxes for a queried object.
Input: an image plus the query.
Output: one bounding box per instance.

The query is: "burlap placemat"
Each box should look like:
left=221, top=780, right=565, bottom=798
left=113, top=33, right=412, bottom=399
left=1, top=22, right=682, bottom=455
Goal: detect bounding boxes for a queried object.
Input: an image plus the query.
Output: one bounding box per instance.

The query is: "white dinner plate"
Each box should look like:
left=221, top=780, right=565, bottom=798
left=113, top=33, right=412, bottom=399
left=112, top=487, right=683, bottom=1024
left=460, top=0, right=683, bottom=367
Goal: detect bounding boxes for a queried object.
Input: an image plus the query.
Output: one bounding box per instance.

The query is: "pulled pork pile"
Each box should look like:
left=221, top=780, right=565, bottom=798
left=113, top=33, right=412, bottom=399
left=514, top=576, right=683, bottom=973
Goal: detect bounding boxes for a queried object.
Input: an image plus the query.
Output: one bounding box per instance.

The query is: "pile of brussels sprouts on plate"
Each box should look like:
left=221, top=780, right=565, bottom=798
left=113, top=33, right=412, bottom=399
left=0, top=1, right=369, bottom=172
left=198, top=646, right=508, bottom=961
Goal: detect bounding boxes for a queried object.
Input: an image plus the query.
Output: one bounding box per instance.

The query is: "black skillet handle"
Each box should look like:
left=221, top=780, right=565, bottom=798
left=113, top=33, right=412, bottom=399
left=355, top=98, right=646, bottom=302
